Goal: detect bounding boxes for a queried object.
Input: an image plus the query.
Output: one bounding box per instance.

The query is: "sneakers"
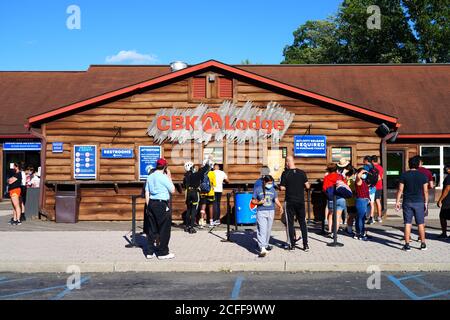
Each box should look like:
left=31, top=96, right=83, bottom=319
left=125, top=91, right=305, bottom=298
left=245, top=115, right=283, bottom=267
left=189, top=228, right=197, bottom=234
left=265, top=245, right=273, bottom=251
left=402, top=243, right=412, bottom=251
left=345, top=228, right=355, bottom=237
left=420, top=243, right=427, bottom=251
left=213, top=220, right=221, bottom=226
left=209, top=220, right=214, bottom=227
left=145, top=253, right=156, bottom=259
left=198, top=218, right=206, bottom=229
left=20, top=213, right=26, bottom=222
left=359, top=235, right=368, bottom=241
left=14, top=220, right=22, bottom=226
left=9, top=218, right=15, bottom=225
left=258, top=248, right=268, bottom=257
left=367, top=217, right=374, bottom=225
left=376, top=217, right=382, bottom=223
left=304, top=244, right=310, bottom=252
left=157, top=253, right=175, bottom=260
left=437, top=233, right=448, bottom=239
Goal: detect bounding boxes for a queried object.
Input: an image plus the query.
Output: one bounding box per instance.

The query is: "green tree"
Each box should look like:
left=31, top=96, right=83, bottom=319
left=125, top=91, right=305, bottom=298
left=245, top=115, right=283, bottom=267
left=403, top=0, right=450, bottom=62
left=282, top=20, right=342, bottom=64
left=283, top=0, right=450, bottom=63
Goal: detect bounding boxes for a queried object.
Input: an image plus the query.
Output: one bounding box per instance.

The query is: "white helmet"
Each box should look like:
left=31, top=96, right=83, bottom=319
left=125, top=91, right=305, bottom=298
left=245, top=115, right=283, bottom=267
left=202, top=158, right=214, bottom=168
left=184, top=161, right=194, bottom=172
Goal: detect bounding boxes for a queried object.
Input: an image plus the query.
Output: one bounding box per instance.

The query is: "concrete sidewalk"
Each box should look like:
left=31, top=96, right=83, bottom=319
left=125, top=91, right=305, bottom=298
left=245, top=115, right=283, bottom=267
left=0, top=223, right=449, bottom=273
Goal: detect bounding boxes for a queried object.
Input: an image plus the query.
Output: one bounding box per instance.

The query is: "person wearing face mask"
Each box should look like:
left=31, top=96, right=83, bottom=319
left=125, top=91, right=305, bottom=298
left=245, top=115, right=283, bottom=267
left=252, top=175, right=283, bottom=257
left=354, top=168, right=371, bottom=240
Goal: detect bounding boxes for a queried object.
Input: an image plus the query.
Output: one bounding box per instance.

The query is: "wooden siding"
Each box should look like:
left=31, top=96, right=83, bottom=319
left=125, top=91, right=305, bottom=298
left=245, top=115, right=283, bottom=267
left=43, top=77, right=382, bottom=221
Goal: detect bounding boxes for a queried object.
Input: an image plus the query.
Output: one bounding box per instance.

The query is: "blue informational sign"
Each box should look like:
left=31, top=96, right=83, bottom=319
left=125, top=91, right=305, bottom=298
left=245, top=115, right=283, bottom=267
left=52, top=142, right=64, bottom=153
left=101, top=148, right=134, bottom=159
left=74, top=145, right=97, bottom=180
left=294, top=135, right=327, bottom=157
left=139, top=146, right=161, bottom=180
left=3, top=142, right=41, bottom=151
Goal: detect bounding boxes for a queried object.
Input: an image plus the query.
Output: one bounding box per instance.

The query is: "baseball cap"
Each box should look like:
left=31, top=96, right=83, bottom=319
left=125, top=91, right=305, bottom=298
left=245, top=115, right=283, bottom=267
left=156, top=158, right=168, bottom=167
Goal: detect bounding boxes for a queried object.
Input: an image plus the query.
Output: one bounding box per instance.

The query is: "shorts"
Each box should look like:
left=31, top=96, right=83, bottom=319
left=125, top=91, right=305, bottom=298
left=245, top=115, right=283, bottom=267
left=402, top=202, right=425, bottom=225
left=375, top=189, right=382, bottom=200
left=440, top=208, right=450, bottom=220
left=369, top=187, right=376, bottom=202
left=328, top=198, right=347, bottom=212
left=9, top=188, right=21, bottom=198
left=200, top=195, right=215, bottom=205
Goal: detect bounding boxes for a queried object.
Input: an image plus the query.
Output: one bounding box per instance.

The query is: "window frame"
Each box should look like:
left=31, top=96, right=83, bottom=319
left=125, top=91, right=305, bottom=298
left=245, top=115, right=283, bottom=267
left=419, top=144, right=450, bottom=189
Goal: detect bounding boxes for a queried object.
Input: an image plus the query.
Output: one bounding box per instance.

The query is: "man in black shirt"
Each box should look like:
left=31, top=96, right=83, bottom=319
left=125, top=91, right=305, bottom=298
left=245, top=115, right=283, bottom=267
left=395, top=156, right=429, bottom=251
left=437, top=164, right=450, bottom=238
left=183, top=161, right=209, bottom=233
left=280, top=156, right=310, bottom=251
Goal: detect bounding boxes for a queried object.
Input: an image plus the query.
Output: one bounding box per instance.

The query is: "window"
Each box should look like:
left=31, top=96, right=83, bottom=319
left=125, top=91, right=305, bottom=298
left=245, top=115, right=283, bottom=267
left=203, top=146, right=224, bottom=164
left=331, top=147, right=352, bottom=163
left=218, top=77, right=233, bottom=98
left=192, top=77, right=206, bottom=99
left=420, top=145, right=450, bottom=189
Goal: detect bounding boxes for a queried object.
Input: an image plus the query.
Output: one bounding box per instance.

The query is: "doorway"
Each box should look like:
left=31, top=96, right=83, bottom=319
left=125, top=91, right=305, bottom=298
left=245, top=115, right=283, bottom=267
left=2, top=151, right=40, bottom=197
left=386, top=151, right=404, bottom=200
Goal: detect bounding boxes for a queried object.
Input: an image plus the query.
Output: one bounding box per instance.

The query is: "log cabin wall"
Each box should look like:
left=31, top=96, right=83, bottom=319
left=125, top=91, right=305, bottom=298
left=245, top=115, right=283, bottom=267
left=43, top=74, right=383, bottom=221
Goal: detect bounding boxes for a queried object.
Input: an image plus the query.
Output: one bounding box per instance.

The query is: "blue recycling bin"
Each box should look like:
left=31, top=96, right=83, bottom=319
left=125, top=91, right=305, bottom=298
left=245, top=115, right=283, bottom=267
left=235, top=192, right=257, bottom=225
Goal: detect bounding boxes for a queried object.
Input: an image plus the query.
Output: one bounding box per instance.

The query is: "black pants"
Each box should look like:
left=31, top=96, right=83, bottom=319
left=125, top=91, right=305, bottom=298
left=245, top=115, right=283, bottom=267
left=148, top=200, right=172, bottom=256
left=214, top=192, right=222, bottom=221
left=286, top=201, right=308, bottom=247
left=186, top=189, right=200, bottom=228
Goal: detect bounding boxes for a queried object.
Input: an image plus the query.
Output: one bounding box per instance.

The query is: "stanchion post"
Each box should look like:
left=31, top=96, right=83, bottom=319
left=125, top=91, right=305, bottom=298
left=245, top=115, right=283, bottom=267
left=222, top=192, right=234, bottom=243
left=307, top=189, right=311, bottom=222
left=126, top=195, right=138, bottom=248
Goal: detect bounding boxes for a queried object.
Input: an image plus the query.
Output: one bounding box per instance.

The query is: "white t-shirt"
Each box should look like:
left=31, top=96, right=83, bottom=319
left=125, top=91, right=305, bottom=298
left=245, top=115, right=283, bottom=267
left=213, top=170, right=228, bottom=193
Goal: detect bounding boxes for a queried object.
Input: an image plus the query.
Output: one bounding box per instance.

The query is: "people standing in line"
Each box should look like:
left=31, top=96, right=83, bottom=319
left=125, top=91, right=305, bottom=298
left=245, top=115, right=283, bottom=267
left=7, top=163, right=23, bottom=226
left=199, top=158, right=216, bottom=228
left=145, top=158, right=176, bottom=260
left=395, top=156, right=429, bottom=251
left=213, top=163, right=229, bottom=226
left=337, top=158, right=351, bottom=226
left=363, top=156, right=378, bottom=225
left=371, top=155, right=384, bottom=223
left=252, top=175, right=283, bottom=257
left=323, top=163, right=345, bottom=237
left=354, top=168, right=371, bottom=241
left=183, top=161, right=209, bottom=234
left=437, top=164, right=450, bottom=239
left=280, top=156, right=310, bottom=251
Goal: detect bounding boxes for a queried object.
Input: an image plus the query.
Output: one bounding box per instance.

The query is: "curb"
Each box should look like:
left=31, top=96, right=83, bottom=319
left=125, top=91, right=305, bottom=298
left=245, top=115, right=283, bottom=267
left=1, top=261, right=449, bottom=273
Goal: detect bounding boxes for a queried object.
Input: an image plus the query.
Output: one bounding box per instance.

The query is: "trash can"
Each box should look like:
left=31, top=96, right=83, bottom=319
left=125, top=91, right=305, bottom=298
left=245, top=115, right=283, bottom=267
left=235, top=192, right=257, bottom=225
left=55, top=184, right=80, bottom=223
left=25, top=187, right=40, bottom=219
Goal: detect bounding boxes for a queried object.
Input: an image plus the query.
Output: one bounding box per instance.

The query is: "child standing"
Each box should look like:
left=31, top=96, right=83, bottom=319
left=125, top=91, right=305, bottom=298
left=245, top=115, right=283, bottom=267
left=252, top=175, right=283, bottom=257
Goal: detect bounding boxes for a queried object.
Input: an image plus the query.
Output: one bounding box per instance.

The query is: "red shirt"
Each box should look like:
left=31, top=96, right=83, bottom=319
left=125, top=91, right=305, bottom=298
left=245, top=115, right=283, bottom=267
left=356, top=180, right=370, bottom=199
left=418, top=167, right=433, bottom=183
left=374, top=163, right=384, bottom=190
left=323, top=172, right=342, bottom=192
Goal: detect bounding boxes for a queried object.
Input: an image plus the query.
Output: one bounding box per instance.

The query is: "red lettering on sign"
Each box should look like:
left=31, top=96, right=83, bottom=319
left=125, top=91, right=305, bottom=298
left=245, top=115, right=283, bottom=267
left=185, top=116, right=198, bottom=130
left=172, top=116, right=184, bottom=130
left=157, top=116, right=170, bottom=131
left=274, top=120, right=284, bottom=131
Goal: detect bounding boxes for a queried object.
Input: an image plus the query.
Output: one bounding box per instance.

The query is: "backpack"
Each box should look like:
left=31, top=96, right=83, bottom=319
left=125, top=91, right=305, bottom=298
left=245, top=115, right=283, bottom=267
left=200, top=170, right=211, bottom=193
left=325, top=180, right=353, bottom=200
left=366, top=166, right=379, bottom=187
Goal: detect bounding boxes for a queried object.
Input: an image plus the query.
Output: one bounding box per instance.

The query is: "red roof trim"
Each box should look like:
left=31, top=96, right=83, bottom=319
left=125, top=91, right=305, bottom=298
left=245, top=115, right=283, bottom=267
left=398, top=134, right=450, bottom=139
left=28, top=60, right=398, bottom=125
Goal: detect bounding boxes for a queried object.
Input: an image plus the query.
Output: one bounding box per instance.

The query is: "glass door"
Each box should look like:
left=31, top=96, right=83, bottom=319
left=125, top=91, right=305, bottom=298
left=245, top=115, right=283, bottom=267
left=386, top=151, right=404, bottom=199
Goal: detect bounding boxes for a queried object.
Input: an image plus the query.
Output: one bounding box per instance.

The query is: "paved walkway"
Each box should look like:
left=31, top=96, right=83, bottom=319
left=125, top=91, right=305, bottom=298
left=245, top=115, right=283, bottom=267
left=0, top=222, right=449, bottom=273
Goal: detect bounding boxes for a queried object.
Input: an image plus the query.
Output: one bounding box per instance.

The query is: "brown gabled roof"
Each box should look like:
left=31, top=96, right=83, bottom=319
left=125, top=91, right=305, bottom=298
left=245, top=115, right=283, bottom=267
left=0, top=61, right=449, bottom=137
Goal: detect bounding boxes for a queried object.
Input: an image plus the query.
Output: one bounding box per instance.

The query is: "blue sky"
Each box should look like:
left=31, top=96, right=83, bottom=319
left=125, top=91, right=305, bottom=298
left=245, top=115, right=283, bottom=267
left=0, top=0, right=342, bottom=70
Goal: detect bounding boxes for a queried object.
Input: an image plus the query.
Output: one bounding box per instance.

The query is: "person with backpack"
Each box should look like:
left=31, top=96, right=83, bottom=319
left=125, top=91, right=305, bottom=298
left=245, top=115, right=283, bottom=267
left=199, top=158, right=216, bottom=228
left=252, top=175, right=283, bottom=257
left=363, top=156, right=379, bottom=225
left=183, top=161, right=209, bottom=233
left=437, top=163, right=450, bottom=239
left=322, top=163, right=345, bottom=237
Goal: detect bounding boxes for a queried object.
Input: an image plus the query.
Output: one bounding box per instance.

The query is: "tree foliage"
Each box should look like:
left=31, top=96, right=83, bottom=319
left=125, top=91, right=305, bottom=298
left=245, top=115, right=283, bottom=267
left=282, top=0, right=449, bottom=64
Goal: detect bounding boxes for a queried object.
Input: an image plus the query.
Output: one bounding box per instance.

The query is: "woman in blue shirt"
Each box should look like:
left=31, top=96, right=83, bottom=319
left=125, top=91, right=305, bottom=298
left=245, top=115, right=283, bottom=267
left=252, top=175, right=283, bottom=257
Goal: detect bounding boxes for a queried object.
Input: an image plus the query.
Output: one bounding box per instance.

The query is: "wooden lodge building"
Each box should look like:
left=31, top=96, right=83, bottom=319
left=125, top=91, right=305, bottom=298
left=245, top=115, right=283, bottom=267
left=0, top=60, right=449, bottom=221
